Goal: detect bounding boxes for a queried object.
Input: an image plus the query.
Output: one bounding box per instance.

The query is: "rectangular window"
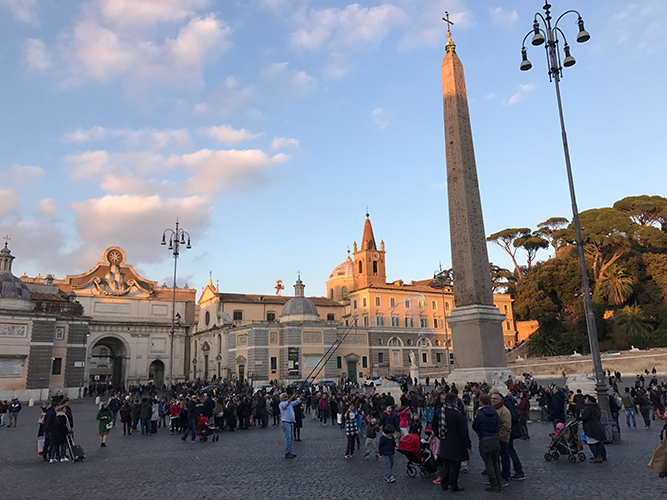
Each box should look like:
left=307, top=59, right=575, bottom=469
left=504, top=305, right=509, bottom=314
left=51, top=358, right=62, bottom=376
left=404, top=299, right=410, bottom=308
left=362, top=356, right=368, bottom=368
left=363, top=315, right=369, bottom=327
left=362, top=297, right=367, bottom=308
left=449, top=352, right=454, bottom=364
left=266, top=312, right=276, bottom=321
left=433, top=318, right=439, bottom=329
left=345, top=319, right=350, bottom=326
left=270, top=357, right=277, bottom=371
left=420, top=317, right=428, bottom=328
left=432, top=300, right=437, bottom=310
left=337, top=356, right=342, bottom=369
left=233, top=310, right=243, bottom=321
left=378, top=353, right=384, bottom=363
left=375, top=296, right=381, bottom=307
left=506, top=321, right=511, bottom=330
left=353, top=316, right=358, bottom=326
left=445, top=302, right=450, bottom=311
left=422, top=352, right=427, bottom=364
left=391, top=316, right=399, bottom=327
left=405, top=317, right=413, bottom=328
left=390, top=297, right=396, bottom=307
left=353, top=300, right=358, bottom=310
left=436, top=353, right=442, bottom=363
left=375, top=316, right=384, bottom=326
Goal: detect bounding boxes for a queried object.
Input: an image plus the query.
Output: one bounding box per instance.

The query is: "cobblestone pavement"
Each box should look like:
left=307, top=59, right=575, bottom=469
left=0, top=401, right=664, bottom=500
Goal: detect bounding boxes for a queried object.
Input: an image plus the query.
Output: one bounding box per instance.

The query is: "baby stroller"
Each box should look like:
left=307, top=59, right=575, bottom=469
left=397, top=434, right=438, bottom=478
left=198, top=415, right=220, bottom=442
left=544, top=420, right=586, bottom=463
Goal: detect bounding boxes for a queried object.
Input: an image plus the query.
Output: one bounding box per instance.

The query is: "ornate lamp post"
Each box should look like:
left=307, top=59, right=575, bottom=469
left=520, top=2, right=612, bottom=420
left=433, top=266, right=453, bottom=374
left=161, top=220, right=191, bottom=393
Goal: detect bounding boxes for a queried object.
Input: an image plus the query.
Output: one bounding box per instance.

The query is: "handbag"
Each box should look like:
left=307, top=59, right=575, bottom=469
left=649, top=439, right=667, bottom=473
left=37, top=413, right=45, bottom=425
left=106, top=422, right=113, bottom=430
left=37, top=437, right=45, bottom=456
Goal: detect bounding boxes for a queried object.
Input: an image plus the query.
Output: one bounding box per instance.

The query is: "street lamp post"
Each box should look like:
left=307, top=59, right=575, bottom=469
left=433, top=266, right=453, bottom=375
left=520, top=2, right=612, bottom=421
left=161, top=220, right=191, bottom=396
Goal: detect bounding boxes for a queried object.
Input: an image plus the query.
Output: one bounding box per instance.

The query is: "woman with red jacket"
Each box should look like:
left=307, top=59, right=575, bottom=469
left=398, top=406, right=411, bottom=438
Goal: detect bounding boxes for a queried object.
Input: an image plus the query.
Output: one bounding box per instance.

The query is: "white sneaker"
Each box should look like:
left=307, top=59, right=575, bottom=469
left=50, top=459, right=56, bottom=463
left=60, top=457, right=69, bottom=462
left=386, top=476, right=396, bottom=483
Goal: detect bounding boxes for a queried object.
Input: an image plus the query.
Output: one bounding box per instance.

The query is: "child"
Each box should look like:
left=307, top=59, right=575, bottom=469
left=378, top=424, right=397, bottom=483
left=409, top=412, right=422, bottom=437
left=344, top=403, right=358, bottom=459
left=365, top=418, right=380, bottom=459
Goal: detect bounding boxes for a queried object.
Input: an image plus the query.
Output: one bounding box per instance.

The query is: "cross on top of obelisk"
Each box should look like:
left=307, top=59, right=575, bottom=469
left=2, top=235, right=9, bottom=248
left=442, top=11, right=455, bottom=51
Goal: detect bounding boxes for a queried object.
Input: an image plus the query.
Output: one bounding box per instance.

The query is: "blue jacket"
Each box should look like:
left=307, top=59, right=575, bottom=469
left=472, top=405, right=499, bottom=439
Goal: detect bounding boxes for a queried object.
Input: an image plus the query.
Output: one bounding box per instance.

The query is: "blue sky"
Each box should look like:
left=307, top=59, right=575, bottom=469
left=0, top=0, right=664, bottom=297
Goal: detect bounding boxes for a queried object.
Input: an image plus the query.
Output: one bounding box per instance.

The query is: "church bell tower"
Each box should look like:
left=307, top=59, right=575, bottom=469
left=353, top=213, right=386, bottom=288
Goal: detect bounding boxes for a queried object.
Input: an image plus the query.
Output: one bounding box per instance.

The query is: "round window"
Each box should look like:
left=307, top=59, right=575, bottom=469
left=205, top=311, right=210, bottom=326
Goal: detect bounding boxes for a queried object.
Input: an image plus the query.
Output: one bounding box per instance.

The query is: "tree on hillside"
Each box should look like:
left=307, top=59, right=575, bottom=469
left=487, top=228, right=531, bottom=279
left=490, top=263, right=517, bottom=294
left=613, top=195, right=667, bottom=227
left=537, top=217, right=569, bottom=255
left=596, top=264, right=634, bottom=306
left=615, top=304, right=654, bottom=345
left=515, top=233, right=549, bottom=269
left=569, top=208, right=634, bottom=281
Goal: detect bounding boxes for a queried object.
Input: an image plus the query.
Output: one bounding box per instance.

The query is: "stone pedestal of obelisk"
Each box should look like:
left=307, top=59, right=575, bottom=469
left=441, top=31, right=514, bottom=389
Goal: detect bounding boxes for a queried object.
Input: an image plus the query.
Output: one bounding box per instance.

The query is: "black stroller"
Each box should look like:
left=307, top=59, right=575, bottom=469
left=397, top=434, right=438, bottom=478
left=544, top=420, right=586, bottom=463
left=198, top=415, right=220, bottom=442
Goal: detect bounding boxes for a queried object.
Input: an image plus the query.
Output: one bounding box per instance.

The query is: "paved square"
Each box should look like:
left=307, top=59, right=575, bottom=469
left=0, top=401, right=662, bottom=499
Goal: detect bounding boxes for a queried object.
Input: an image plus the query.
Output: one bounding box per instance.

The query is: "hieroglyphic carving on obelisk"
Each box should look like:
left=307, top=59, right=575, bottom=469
left=441, top=17, right=494, bottom=308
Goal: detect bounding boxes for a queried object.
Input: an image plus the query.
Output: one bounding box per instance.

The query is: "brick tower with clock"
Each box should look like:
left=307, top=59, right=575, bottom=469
left=353, top=213, right=387, bottom=289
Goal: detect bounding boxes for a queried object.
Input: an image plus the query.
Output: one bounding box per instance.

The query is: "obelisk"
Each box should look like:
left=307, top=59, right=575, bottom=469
left=441, top=15, right=512, bottom=387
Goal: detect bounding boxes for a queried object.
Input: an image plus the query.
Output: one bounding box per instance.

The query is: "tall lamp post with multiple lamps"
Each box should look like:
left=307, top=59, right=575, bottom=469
left=519, top=2, right=612, bottom=420
left=161, top=220, right=191, bottom=393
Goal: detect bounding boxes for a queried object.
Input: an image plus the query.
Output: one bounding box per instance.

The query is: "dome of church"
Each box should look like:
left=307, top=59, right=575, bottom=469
left=329, top=252, right=354, bottom=280
left=280, top=276, right=319, bottom=323
left=0, top=242, right=34, bottom=311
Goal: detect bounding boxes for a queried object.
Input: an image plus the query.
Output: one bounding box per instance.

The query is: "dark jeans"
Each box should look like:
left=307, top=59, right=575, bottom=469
left=151, top=420, right=157, bottom=434
left=519, top=415, right=529, bottom=438
left=479, top=436, right=501, bottom=488
left=588, top=442, right=607, bottom=459
left=123, top=421, right=131, bottom=434
left=440, top=459, right=462, bottom=488
left=260, top=414, right=269, bottom=428
left=141, top=419, right=150, bottom=435
left=320, top=409, right=329, bottom=424
left=346, top=435, right=356, bottom=456
left=641, top=408, right=651, bottom=428
left=181, top=419, right=197, bottom=441
left=500, top=438, right=523, bottom=480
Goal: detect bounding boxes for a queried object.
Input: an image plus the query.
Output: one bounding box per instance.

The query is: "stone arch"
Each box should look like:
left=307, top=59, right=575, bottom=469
left=90, top=333, right=131, bottom=388
left=148, top=359, right=165, bottom=387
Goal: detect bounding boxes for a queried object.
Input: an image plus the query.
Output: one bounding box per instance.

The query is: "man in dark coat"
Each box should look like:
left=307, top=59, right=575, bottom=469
left=580, top=395, right=607, bottom=463
left=433, top=393, right=471, bottom=492
left=257, top=393, right=269, bottom=428
left=548, top=386, right=566, bottom=430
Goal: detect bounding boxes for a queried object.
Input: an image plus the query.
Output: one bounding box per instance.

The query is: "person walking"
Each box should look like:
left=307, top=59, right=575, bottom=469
left=434, top=392, right=470, bottom=492
left=344, top=402, right=358, bottom=458
left=120, top=398, right=132, bottom=436
left=318, top=394, right=329, bottom=425
left=139, top=397, right=152, bottom=436
left=279, top=393, right=300, bottom=459
left=636, top=389, right=652, bottom=429
left=96, top=402, right=112, bottom=447
left=472, top=394, right=502, bottom=492
left=378, top=425, right=397, bottom=482
left=294, top=396, right=303, bottom=441
left=548, top=386, right=566, bottom=430
left=181, top=398, right=198, bottom=442
left=622, top=387, right=637, bottom=429
left=580, top=395, right=607, bottom=463
left=49, top=405, right=72, bottom=463
left=8, top=398, right=21, bottom=427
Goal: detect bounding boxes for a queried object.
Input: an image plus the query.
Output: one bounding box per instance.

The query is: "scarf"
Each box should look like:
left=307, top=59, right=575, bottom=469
left=437, top=403, right=459, bottom=439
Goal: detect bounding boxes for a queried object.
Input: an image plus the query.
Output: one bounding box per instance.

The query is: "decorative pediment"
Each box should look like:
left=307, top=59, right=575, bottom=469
left=235, top=355, right=246, bottom=365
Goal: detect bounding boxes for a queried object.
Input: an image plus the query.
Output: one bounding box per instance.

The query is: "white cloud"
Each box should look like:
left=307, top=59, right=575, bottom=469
left=289, top=4, right=407, bottom=51
left=182, top=149, right=289, bottom=194
left=260, top=62, right=317, bottom=97
left=398, top=1, right=472, bottom=50
left=39, top=198, right=58, bottom=214
left=70, top=193, right=212, bottom=264
left=64, top=127, right=191, bottom=150
left=508, top=84, right=536, bottom=105
left=193, top=76, right=255, bottom=117
left=24, top=39, right=51, bottom=71
left=6, top=164, right=43, bottom=190
left=322, top=53, right=354, bottom=79
left=485, top=92, right=496, bottom=100
left=0, top=189, right=20, bottom=219
left=490, top=7, right=518, bottom=27
left=201, top=125, right=261, bottom=145
left=371, top=108, right=390, bottom=129
left=3, top=0, right=37, bottom=23
left=64, top=10, right=231, bottom=88
left=98, top=0, right=210, bottom=29
left=270, top=137, right=300, bottom=150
